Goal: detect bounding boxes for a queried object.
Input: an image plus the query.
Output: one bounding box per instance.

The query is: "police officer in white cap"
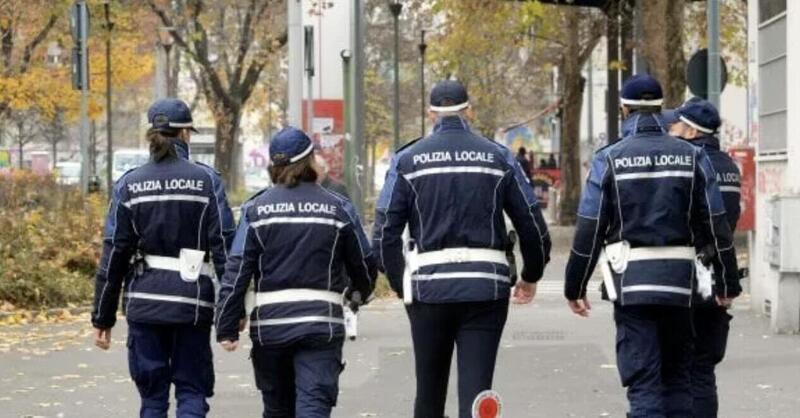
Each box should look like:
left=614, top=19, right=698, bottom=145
left=668, top=98, right=742, bottom=418
left=565, top=75, right=739, bottom=418
left=373, top=80, right=551, bottom=418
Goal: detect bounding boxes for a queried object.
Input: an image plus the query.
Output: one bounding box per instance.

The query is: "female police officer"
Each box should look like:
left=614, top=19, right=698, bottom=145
left=91, top=98, right=235, bottom=418
left=215, top=127, right=376, bottom=418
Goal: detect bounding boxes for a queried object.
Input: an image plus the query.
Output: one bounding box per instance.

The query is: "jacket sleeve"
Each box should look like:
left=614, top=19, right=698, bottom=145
left=692, top=149, right=740, bottom=298
left=502, top=150, right=551, bottom=283
left=92, top=180, right=138, bottom=329
left=372, top=154, right=412, bottom=295
left=340, top=200, right=377, bottom=299
left=205, top=168, right=236, bottom=258
left=722, top=163, right=742, bottom=232
left=204, top=171, right=235, bottom=279
left=564, top=153, right=612, bottom=300
left=215, top=208, right=260, bottom=342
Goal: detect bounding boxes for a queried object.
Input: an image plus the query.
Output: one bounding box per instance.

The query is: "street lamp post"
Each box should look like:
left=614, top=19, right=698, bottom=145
left=389, top=1, right=403, bottom=151
left=103, top=0, right=114, bottom=193
left=418, top=30, right=427, bottom=138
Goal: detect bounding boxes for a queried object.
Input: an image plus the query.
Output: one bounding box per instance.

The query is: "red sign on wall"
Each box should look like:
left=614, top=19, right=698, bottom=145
left=729, top=147, right=755, bottom=231
left=303, top=99, right=345, bottom=182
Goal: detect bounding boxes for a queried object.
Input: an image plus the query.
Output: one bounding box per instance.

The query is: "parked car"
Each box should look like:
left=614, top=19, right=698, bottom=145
left=112, top=149, right=149, bottom=182
left=55, top=161, right=81, bottom=186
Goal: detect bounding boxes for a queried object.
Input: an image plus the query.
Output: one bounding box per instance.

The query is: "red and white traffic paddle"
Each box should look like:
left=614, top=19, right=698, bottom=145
left=472, top=390, right=502, bottom=418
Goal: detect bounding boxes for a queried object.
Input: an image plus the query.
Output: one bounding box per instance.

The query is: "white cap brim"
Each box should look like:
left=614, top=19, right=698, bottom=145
left=289, top=143, right=314, bottom=163
left=678, top=115, right=715, bottom=134
left=620, top=98, right=664, bottom=106
left=429, top=102, right=470, bottom=112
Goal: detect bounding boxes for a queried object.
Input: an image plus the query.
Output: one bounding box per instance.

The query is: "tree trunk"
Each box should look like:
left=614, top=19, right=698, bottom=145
left=558, top=11, right=585, bottom=226
left=641, top=0, right=686, bottom=107
left=51, top=140, right=57, bottom=170
left=212, top=103, right=242, bottom=191
left=18, top=137, right=23, bottom=169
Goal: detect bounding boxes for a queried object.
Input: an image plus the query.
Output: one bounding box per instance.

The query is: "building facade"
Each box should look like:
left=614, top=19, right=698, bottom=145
left=748, top=0, right=800, bottom=333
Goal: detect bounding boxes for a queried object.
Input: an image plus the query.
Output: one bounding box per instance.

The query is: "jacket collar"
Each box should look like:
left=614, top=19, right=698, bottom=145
left=621, top=112, right=667, bottom=139
left=171, top=138, right=190, bottom=160
left=690, top=135, right=721, bottom=151
left=432, top=115, right=471, bottom=134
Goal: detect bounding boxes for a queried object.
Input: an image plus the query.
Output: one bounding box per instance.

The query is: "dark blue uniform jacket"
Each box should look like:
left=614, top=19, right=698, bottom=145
left=692, top=135, right=742, bottom=305
left=92, top=140, right=235, bottom=328
left=373, top=116, right=551, bottom=304
left=215, top=183, right=376, bottom=347
left=564, top=113, right=739, bottom=307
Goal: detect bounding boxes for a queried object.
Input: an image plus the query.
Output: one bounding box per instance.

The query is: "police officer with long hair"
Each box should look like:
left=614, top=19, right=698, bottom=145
left=215, top=127, right=376, bottom=418
left=91, top=98, right=235, bottom=417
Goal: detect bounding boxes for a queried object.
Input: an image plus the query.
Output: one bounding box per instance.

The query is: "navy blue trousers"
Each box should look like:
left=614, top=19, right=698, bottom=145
left=405, top=299, right=509, bottom=418
left=126, top=321, right=214, bottom=418
left=251, top=336, right=344, bottom=418
left=614, top=304, right=693, bottom=418
left=691, top=305, right=732, bottom=418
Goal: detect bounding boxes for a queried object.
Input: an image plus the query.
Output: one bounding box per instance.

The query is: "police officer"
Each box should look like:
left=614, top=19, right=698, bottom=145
left=564, top=75, right=740, bottom=418
left=668, top=98, right=741, bottom=418
left=373, top=80, right=551, bottom=418
left=215, top=127, right=376, bottom=418
left=91, top=98, right=235, bottom=417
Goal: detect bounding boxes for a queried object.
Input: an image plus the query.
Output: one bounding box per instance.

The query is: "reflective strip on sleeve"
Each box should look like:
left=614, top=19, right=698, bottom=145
left=123, top=194, right=210, bottom=208
left=404, top=166, right=505, bottom=180
left=250, top=217, right=346, bottom=229
left=719, top=185, right=741, bottom=193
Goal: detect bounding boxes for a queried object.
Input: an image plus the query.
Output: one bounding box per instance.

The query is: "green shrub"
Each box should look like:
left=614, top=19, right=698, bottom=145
left=0, top=171, right=103, bottom=308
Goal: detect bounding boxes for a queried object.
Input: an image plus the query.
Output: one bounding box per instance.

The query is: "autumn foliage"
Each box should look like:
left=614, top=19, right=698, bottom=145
left=0, top=171, right=104, bottom=308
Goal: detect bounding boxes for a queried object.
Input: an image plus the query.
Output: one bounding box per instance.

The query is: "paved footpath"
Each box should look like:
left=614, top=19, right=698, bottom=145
left=1, top=254, right=798, bottom=417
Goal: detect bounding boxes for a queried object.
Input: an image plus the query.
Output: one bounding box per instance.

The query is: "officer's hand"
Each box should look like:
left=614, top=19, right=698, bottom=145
left=512, top=281, right=537, bottom=305
left=567, top=298, right=592, bottom=317
left=715, top=296, right=734, bottom=309
left=220, top=340, right=239, bottom=352
left=94, top=327, right=112, bottom=350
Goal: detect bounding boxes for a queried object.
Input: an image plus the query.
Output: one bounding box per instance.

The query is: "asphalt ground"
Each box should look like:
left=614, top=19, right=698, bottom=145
left=1, top=251, right=798, bottom=417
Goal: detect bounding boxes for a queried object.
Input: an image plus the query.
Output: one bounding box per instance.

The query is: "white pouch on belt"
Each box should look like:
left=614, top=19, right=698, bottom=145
left=598, top=251, right=618, bottom=302
left=695, top=257, right=714, bottom=300
left=179, top=249, right=206, bottom=282
left=344, top=307, right=358, bottom=340
left=605, top=241, right=631, bottom=274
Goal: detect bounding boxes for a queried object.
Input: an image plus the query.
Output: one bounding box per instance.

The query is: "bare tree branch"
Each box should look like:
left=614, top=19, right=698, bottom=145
left=20, top=13, right=57, bottom=72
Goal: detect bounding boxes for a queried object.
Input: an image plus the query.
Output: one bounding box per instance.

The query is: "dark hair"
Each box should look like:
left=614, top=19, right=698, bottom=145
left=146, top=128, right=179, bottom=162
left=518, top=146, right=527, bottom=155
left=268, top=154, right=318, bottom=187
